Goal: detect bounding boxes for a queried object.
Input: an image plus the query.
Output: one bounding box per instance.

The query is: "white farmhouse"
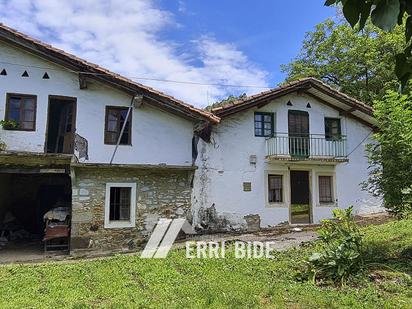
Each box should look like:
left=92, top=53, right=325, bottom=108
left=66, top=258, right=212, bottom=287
left=192, top=78, right=383, bottom=231
left=0, top=23, right=383, bottom=258
left=0, top=23, right=218, bottom=254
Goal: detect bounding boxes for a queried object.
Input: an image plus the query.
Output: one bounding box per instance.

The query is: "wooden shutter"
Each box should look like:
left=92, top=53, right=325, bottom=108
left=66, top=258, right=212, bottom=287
left=119, top=188, right=131, bottom=220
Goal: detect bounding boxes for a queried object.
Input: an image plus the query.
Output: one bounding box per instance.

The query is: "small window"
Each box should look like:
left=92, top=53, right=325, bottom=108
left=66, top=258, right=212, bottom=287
left=109, top=187, right=131, bottom=221
left=104, top=183, right=136, bottom=228
left=105, top=106, right=132, bottom=145
left=325, top=118, right=341, bottom=140
left=5, top=94, right=36, bottom=130
left=254, top=112, right=274, bottom=137
left=268, top=175, right=283, bottom=203
left=243, top=182, right=252, bottom=192
left=319, top=176, right=333, bottom=203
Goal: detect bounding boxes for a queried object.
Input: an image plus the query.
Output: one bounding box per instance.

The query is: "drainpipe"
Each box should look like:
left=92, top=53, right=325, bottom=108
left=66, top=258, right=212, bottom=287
left=109, top=95, right=136, bottom=165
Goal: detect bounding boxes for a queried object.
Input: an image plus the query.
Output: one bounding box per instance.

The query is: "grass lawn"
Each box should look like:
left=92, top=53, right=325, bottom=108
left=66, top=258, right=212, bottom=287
left=0, top=218, right=411, bottom=309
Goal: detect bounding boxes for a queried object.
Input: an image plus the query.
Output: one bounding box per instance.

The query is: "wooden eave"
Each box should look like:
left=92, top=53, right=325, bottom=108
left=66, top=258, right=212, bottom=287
left=0, top=151, right=73, bottom=167
left=71, top=162, right=197, bottom=171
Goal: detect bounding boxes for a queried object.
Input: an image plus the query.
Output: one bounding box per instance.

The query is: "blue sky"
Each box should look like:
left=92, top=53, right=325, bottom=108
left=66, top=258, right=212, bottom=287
left=0, top=0, right=336, bottom=107
left=160, top=1, right=336, bottom=85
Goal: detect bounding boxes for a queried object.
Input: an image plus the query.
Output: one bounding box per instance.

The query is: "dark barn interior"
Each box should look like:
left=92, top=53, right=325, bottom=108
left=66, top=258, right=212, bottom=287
left=0, top=172, right=71, bottom=261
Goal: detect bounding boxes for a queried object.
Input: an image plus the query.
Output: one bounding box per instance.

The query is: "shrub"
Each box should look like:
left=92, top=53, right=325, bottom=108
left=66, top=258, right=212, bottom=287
left=300, top=207, right=364, bottom=286
left=364, top=90, right=412, bottom=217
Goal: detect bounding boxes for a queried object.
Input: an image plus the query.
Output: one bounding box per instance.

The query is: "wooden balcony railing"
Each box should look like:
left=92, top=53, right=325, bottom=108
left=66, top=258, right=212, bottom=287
left=265, top=133, right=347, bottom=160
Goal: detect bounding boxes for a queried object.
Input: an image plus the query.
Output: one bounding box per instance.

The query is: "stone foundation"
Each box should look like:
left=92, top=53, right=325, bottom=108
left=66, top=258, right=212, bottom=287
left=70, top=167, right=193, bottom=254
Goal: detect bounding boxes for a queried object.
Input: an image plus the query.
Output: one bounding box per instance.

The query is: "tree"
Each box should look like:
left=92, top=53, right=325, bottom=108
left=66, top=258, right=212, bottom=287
left=204, top=93, right=247, bottom=111
left=364, top=89, right=412, bottom=216
left=282, top=19, right=405, bottom=104
left=325, top=0, right=412, bottom=89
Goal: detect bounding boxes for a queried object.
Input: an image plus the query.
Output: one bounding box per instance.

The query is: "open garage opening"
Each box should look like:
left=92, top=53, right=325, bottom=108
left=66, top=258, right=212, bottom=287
left=0, top=172, right=72, bottom=262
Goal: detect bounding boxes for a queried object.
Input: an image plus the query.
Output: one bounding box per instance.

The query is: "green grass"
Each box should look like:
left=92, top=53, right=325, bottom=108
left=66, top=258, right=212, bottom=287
left=0, top=219, right=411, bottom=309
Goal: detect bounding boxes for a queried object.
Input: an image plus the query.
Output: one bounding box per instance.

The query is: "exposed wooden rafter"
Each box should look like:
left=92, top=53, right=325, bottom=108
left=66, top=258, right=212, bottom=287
left=339, top=107, right=357, bottom=115
left=79, top=73, right=88, bottom=89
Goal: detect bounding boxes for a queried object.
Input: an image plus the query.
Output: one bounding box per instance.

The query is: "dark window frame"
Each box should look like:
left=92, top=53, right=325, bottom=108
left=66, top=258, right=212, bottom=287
left=4, top=93, right=37, bottom=131
left=254, top=112, right=274, bottom=137
left=318, top=175, right=334, bottom=204
left=324, top=117, right=342, bottom=141
left=109, top=186, right=132, bottom=221
left=104, top=106, right=132, bottom=145
left=268, top=174, right=283, bottom=203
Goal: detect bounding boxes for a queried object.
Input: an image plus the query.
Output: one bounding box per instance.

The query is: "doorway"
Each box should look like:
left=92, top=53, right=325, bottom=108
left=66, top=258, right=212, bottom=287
left=290, top=170, right=311, bottom=224
left=288, top=110, right=309, bottom=157
left=0, top=173, right=72, bottom=262
left=46, top=97, right=76, bottom=154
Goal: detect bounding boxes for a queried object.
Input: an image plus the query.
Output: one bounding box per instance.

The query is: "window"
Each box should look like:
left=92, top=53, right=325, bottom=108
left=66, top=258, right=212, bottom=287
left=110, top=187, right=131, bottom=221
left=254, top=112, right=274, bottom=137
left=319, top=176, right=333, bottom=203
left=243, top=182, right=252, bottom=192
left=325, top=118, right=341, bottom=140
left=104, top=183, right=136, bottom=228
left=268, top=175, right=283, bottom=203
left=5, top=94, right=36, bottom=130
left=105, top=106, right=132, bottom=145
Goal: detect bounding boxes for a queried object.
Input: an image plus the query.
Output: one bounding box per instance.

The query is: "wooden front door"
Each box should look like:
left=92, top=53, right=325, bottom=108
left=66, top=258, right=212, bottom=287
left=288, top=110, right=310, bottom=157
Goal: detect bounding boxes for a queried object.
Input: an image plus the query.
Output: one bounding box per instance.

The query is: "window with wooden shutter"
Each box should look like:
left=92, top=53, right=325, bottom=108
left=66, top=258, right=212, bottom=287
left=268, top=175, right=283, bottom=203
left=254, top=112, right=274, bottom=137
left=319, top=176, right=333, bottom=203
left=104, top=106, right=132, bottom=145
left=325, top=118, right=341, bottom=140
left=288, top=110, right=310, bottom=157
left=5, top=94, right=36, bottom=131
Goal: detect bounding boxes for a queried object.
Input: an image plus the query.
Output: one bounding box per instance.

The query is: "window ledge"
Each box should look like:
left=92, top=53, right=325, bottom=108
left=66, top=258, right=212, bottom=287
left=316, top=203, right=337, bottom=207
left=104, top=220, right=135, bottom=229
left=3, top=128, right=36, bottom=132
left=104, top=143, right=133, bottom=147
left=266, top=202, right=288, bottom=208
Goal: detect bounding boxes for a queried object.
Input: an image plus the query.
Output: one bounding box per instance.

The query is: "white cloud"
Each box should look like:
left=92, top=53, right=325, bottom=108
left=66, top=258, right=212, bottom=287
left=0, top=0, right=269, bottom=107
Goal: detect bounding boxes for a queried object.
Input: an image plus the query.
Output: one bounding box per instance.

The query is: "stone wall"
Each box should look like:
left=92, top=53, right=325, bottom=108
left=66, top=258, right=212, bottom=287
left=70, top=167, right=193, bottom=254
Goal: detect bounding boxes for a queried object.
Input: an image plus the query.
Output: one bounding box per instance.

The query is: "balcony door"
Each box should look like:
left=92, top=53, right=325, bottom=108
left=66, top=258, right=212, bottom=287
left=46, top=96, right=77, bottom=154
left=288, top=110, right=309, bottom=157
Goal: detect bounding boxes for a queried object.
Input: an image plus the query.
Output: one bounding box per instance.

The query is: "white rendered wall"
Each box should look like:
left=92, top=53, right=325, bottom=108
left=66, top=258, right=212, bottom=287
left=0, top=42, right=193, bottom=166
left=192, top=93, right=383, bottom=229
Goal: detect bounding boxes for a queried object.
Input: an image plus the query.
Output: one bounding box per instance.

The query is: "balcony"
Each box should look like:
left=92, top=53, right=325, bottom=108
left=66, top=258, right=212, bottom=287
left=265, top=133, right=348, bottom=162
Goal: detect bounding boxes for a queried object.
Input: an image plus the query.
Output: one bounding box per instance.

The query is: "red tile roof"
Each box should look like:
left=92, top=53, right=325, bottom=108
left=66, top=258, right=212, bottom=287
left=0, top=23, right=219, bottom=124
left=212, top=77, right=373, bottom=119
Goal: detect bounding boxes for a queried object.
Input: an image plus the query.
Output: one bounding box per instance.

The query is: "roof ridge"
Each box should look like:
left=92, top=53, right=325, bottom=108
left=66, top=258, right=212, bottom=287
left=0, top=23, right=219, bottom=123
left=212, top=77, right=372, bottom=114
left=211, top=78, right=314, bottom=112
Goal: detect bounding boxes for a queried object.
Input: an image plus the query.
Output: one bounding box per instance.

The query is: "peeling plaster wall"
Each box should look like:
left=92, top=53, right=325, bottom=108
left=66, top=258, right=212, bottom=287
left=192, top=93, right=383, bottom=231
left=0, top=42, right=194, bottom=166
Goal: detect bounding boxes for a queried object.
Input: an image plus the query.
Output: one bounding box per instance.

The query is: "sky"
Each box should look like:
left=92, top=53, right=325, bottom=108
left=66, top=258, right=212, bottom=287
left=0, top=0, right=336, bottom=107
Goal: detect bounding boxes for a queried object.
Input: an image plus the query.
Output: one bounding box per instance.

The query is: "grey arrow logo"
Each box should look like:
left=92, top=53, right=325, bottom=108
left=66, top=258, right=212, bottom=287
left=141, top=218, right=196, bottom=258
